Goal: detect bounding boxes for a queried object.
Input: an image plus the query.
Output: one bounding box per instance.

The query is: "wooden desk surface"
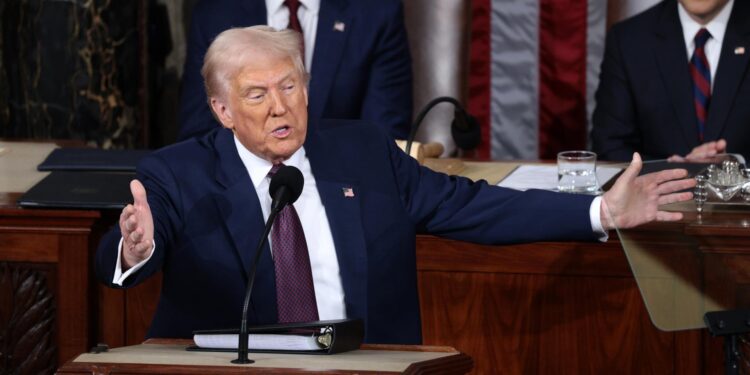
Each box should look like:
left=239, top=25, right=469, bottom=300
left=58, top=341, right=472, bottom=374
left=0, top=141, right=57, bottom=194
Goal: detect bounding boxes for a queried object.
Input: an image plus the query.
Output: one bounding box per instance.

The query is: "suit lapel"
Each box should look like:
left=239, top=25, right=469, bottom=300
left=212, top=130, right=278, bottom=323
left=308, top=0, right=352, bottom=121
left=654, top=1, right=699, bottom=148
left=705, top=0, right=750, bottom=141
left=304, top=128, right=369, bottom=320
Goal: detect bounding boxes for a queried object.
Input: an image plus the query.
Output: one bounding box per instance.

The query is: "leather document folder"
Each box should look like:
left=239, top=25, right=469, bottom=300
left=17, top=171, right=135, bottom=209
left=188, top=318, right=364, bottom=355
left=37, top=148, right=150, bottom=172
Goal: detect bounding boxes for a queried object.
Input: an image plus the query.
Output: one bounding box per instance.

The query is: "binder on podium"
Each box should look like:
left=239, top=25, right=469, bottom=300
left=188, top=318, right=364, bottom=355
left=37, top=148, right=150, bottom=172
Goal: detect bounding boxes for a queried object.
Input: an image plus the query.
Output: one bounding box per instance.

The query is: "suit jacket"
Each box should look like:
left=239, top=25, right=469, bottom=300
left=96, top=120, right=598, bottom=344
left=592, top=0, right=750, bottom=161
left=177, top=0, right=412, bottom=141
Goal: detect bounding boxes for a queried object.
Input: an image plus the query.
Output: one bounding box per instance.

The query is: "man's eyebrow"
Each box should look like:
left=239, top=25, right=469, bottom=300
left=276, top=72, right=295, bottom=84
left=238, top=83, right=267, bottom=95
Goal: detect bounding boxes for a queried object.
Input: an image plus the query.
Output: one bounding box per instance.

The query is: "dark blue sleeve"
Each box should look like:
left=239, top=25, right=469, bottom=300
left=383, top=131, right=599, bottom=244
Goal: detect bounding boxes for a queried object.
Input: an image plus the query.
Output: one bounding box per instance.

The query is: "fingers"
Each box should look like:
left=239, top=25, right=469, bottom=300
left=618, top=152, right=643, bottom=183
left=128, top=236, right=152, bottom=254
left=130, top=179, right=148, bottom=207
left=657, top=191, right=693, bottom=205
left=123, top=237, right=153, bottom=268
left=684, top=140, right=728, bottom=161
left=655, top=211, right=683, bottom=222
left=716, top=139, right=727, bottom=152
left=639, top=168, right=689, bottom=185
left=655, top=178, right=696, bottom=195
left=667, top=154, right=685, bottom=162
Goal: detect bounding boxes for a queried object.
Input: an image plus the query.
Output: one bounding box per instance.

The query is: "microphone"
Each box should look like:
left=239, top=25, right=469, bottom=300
left=405, top=96, right=481, bottom=156
left=233, top=165, right=304, bottom=364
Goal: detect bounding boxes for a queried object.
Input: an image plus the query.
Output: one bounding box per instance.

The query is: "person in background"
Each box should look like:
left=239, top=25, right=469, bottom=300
left=97, top=26, right=695, bottom=344
left=178, top=0, right=412, bottom=141
left=592, top=0, right=750, bottom=162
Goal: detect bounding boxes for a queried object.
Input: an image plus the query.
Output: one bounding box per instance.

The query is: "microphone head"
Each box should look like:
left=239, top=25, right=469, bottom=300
left=269, top=165, right=304, bottom=208
left=451, top=110, right=481, bottom=150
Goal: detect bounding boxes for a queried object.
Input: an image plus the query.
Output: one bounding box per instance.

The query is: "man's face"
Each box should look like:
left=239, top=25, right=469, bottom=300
left=679, top=0, right=730, bottom=24
left=211, top=55, right=308, bottom=164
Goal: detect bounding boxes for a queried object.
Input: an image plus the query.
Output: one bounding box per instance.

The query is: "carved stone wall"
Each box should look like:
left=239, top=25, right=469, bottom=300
left=0, top=0, right=141, bottom=148
left=0, top=262, right=56, bottom=375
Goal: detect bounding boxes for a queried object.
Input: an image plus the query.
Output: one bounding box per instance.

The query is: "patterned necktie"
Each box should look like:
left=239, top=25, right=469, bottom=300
left=268, top=164, right=319, bottom=323
left=284, top=0, right=305, bottom=64
left=690, top=28, right=712, bottom=142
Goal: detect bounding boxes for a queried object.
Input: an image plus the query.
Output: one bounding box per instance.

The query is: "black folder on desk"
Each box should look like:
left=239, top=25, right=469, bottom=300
left=188, top=319, right=364, bottom=355
left=17, top=171, right=135, bottom=209
left=37, top=148, right=150, bottom=172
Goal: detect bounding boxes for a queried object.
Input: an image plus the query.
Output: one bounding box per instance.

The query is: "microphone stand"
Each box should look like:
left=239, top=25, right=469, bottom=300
left=232, top=192, right=286, bottom=364
left=405, top=96, right=480, bottom=157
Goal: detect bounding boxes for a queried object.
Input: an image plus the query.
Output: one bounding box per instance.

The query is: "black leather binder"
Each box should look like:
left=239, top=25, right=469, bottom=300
left=188, top=318, right=364, bottom=355
left=17, top=171, right=135, bottom=209
left=37, top=148, right=150, bottom=172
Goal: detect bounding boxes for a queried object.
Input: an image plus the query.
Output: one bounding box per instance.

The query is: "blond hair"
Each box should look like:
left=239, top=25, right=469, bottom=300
left=202, top=25, right=308, bottom=101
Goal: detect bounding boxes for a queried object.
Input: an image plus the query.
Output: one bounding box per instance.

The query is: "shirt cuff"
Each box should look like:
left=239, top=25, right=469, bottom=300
left=589, top=196, right=609, bottom=242
left=113, top=237, right=156, bottom=286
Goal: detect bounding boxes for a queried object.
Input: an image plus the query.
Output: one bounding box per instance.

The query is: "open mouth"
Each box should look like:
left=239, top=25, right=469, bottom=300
left=271, top=125, right=291, bottom=137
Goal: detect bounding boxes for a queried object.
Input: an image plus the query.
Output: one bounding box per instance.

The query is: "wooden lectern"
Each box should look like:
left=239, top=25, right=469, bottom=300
left=56, top=340, right=473, bottom=374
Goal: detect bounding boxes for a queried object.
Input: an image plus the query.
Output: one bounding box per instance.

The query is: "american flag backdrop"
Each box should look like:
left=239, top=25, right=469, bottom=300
left=467, top=0, right=659, bottom=160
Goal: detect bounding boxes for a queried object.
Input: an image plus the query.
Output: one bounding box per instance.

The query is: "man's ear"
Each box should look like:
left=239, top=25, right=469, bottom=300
left=209, top=97, right=233, bottom=129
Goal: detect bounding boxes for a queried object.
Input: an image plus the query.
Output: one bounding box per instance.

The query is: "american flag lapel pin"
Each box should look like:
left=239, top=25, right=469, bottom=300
left=333, top=21, right=345, bottom=32
left=342, top=187, right=354, bottom=198
left=735, top=46, right=746, bottom=55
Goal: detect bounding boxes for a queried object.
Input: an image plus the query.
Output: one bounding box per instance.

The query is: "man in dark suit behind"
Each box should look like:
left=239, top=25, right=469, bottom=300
left=97, top=26, right=694, bottom=344
left=592, top=0, right=750, bottom=162
left=178, top=0, right=412, bottom=141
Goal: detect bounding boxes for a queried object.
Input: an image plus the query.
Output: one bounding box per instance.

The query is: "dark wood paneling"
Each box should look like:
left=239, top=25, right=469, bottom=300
left=0, top=197, right=109, bottom=371
left=416, top=236, right=703, bottom=374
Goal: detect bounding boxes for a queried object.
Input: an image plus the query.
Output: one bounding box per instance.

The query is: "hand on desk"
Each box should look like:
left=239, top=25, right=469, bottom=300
left=667, top=139, right=727, bottom=162
left=120, top=180, right=154, bottom=270
left=601, top=152, right=696, bottom=230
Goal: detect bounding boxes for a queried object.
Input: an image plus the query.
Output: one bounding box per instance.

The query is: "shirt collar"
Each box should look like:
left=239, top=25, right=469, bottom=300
left=233, top=135, right=307, bottom=189
left=266, top=0, right=321, bottom=14
left=678, top=0, right=733, bottom=48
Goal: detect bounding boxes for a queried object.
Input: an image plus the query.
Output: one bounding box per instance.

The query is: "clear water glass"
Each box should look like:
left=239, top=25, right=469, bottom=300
left=557, top=150, right=598, bottom=194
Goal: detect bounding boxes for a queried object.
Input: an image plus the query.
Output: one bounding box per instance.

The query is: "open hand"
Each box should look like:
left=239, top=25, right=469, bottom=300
left=667, top=139, right=727, bottom=162
left=601, top=152, right=696, bottom=230
left=119, top=179, right=154, bottom=270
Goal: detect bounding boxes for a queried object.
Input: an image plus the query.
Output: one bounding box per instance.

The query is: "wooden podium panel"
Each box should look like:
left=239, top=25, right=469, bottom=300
left=0, top=194, right=111, bottom=370
left=415, top=235, right=709, bottom=374
left=56, top=341, right=473, bottom=374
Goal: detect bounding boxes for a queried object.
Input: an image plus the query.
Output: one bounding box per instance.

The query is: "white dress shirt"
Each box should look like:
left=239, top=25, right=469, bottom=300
left=678, top=0, right=734, bottom=91
left=234, top=137, right=346, bottom=321
left=266, top=0, right=320, bottom=69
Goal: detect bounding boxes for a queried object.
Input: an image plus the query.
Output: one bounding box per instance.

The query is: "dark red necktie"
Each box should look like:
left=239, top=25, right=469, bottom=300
left=690, top=28, right=712, bottom=142
left=284, top=0, right=305, bottom=64
left=268, top=164, right=318, bottom=323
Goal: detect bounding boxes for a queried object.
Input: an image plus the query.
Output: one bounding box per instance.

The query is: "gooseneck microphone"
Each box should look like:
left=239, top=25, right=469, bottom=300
left=233, top=165, right=304, bottom=364
left=405, top=96, right=481, bottom=156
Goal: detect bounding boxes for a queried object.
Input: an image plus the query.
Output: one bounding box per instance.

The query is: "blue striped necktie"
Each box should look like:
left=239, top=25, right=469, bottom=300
left=689, top=28, right=712, bottom=142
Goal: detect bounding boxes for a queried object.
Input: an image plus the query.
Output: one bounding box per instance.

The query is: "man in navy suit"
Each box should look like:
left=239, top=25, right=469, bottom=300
left=592, top=0, right=750, bottom=162
left=178, top=0, right=412, bottom=141
left=97, top=27, right=694, bottom=344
